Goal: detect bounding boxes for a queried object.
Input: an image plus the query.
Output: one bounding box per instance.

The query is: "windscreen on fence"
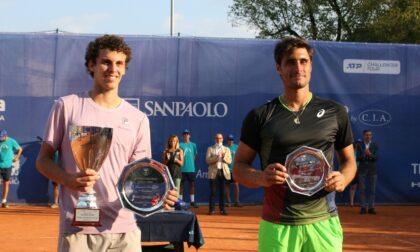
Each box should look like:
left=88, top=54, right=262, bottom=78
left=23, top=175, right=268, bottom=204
left=1, top=33, right=419, bottom=204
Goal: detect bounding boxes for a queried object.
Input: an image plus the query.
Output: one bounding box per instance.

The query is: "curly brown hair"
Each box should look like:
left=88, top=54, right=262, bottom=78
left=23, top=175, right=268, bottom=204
left=84, top=34, right=132, bottom=77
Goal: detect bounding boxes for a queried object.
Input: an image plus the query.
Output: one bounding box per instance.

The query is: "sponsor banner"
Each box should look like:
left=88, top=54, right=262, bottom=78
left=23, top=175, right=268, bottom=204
left=0, top=34, right=420, bottom=204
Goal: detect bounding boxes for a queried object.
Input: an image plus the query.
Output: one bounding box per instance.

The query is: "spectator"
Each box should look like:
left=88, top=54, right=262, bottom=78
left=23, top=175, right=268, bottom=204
left=348, top=139, right=361, bottom=207
left=36, top=34, right=178, bottom=251
left=206, top=133, right=231, bottom=215
left=224, top=134, right=242, bottom=207
left=356, top=129, right=379, bottom=214
left=0, top=129, right=22, bottom=208
left=50, top=151, right=60, bottom=208
left=233, top=37, right=356, bottom=251
left=162, top=134, right=184, bottom=195
left=179, top=129, right=199, bottom=208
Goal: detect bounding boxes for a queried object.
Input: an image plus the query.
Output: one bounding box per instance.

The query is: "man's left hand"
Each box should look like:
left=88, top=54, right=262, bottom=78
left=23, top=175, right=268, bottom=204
left=325, top=171, right=346, bottom=192
left=164, top=189, right=179, bottom=209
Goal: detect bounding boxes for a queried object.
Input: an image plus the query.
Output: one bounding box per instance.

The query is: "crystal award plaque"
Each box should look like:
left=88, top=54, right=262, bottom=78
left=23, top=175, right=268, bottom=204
left=285, top=146, right=330, bottom=196
left=117, top=158, right=175, bottom=217
left=69, top=125, right=113, bottom=226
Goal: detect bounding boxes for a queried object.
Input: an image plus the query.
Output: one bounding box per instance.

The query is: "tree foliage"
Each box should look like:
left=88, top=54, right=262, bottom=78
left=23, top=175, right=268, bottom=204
left=349, top=0, right=420, bottom=43
left=229, top=0, right=420, bottom=43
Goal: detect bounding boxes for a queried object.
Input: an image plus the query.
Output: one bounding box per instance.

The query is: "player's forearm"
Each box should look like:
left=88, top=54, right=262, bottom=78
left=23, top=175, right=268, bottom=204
left=339, top=159, right=357, bottom=187
left=36, top=156, right=69, bottom=186
left=233, top=161, right=263, bottom=188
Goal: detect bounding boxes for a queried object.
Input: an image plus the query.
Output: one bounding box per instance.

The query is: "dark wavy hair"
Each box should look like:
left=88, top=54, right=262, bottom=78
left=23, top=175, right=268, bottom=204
left=274, top=37, right=313, bottom=65
left=84, top=34, right=132, bottom=77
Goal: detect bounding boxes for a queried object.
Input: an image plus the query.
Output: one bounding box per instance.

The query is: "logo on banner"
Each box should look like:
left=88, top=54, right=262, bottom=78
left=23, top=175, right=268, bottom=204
left=358, top=109, right=392, bottom=126
left=411, top=163, right=420, bottom=188
left=343, top=59, right=400, bottom=75
left=143, top=101, right=228, bottom=117
left=196, top=169, right=208, bottom=179
left=0, top=99, right=5, bottom=111
left=0, top=99, right=5, bottom=121
left=123, top=98, right=140, bottom=110
left=122, top=98, right=228, bottom=118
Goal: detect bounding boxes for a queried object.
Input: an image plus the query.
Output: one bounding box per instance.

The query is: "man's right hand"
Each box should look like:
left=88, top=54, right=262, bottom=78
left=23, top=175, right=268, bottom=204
left=261, top=163, right=288, bottom=187
left=65, top=168, right=100, bottom=192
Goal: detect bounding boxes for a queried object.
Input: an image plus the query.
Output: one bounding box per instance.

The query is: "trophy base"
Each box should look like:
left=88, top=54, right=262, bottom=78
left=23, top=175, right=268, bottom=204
left=71, top=208, right=102, bottom=226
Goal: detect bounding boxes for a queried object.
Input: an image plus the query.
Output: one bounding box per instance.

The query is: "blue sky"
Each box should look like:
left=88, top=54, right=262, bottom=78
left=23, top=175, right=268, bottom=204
left=0, top=0, right=257, bottom=38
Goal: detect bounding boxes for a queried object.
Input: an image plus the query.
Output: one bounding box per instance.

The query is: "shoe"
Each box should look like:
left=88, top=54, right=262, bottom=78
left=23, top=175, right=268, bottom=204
left=220, top=210, right=228, bottom=215
left=368, top=208, right=377, bottom=214
left=1, top=202, right=9, bottom=208
left=190, top=202, right=199, bottom=208
left=208, top=210, right=215, bottom=215
left=234, top=202, right=243, bottom=207
left=50, top=203, right=59, bottom=209
left=360, top=207, right=367, bottom=214
left=225, top=202, right=231, bottom=207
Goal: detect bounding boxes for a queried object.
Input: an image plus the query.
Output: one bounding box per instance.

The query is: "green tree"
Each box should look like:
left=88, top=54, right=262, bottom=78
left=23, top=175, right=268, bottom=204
left=350, top=0, right=420, bottom=43
left=229, top=0, right=419, bottom=43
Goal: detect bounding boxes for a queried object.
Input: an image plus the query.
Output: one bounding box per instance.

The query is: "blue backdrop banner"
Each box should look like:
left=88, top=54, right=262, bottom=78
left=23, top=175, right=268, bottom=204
left=0, top=33, right=419, bottom=205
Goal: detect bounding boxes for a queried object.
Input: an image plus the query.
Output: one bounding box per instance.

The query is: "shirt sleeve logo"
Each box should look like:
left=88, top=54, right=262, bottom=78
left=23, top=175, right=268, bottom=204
left=317, top=109, right=326, bottom=118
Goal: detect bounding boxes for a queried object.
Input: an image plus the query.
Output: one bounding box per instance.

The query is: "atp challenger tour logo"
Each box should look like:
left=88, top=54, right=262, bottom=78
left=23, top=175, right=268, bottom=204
left=343, top=59, right=400, bottom=75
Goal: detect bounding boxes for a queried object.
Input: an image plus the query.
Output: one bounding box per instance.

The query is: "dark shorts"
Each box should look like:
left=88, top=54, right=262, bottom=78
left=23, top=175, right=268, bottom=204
left=0, top=168, right=12, bottom=181
left=181, top=172, right=196, bottom=183
left=51, top=181, right=58, bottom=186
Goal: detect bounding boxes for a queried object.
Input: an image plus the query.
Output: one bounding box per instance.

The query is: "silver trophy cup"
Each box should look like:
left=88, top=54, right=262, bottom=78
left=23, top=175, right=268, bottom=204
left=69, top=125, right=113, bottom=226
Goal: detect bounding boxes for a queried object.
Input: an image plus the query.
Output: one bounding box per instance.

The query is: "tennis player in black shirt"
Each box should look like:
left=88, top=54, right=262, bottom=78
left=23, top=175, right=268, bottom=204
left=233, top=37, right=357, bottom=252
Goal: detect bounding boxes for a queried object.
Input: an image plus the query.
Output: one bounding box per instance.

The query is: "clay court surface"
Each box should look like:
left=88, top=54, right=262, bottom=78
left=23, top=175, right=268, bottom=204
left=0, top=205, right=419, bottom=251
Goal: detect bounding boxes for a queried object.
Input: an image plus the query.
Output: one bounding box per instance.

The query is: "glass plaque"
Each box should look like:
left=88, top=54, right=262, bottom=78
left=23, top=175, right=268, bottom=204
left=285, top=146, right=330, bottom=196
left=117, top=158, right=175, bottom=217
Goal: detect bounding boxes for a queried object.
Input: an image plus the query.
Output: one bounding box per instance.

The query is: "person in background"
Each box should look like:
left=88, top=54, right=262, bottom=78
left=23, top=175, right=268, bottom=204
left=36, top=34, right=177, bottom=252
left=356, top=129, right=379, bottom=215
left=206, top=133, right=231, bottom=215
left=162, top=134, right=184, bottom=195
left=224, top=134, right=242, bottom=207
left=233, top=37, right=356, bottom=251
left=179, top=129, right=199, bottom=208
left=348, top=139, right=361, bottom=207
left=50, top=151, right=60, bottom=208
left=0, top=129, right=22, bottom=208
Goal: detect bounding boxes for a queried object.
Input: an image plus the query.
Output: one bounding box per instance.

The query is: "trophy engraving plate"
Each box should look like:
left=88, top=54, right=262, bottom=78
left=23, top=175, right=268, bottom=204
left=74, top=209, right=101, bottom=225
left=69, top=125, right=113, bottom=226
left=285, top=146, right=330, bottom=196
left=117, top=158, right=175, bottom=217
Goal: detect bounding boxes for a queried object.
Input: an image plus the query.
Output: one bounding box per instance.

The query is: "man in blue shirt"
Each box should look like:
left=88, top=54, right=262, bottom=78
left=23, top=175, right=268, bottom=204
left=0, top=130, right=22, bottom=208
left=179, top=129, right=198, bottom=208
